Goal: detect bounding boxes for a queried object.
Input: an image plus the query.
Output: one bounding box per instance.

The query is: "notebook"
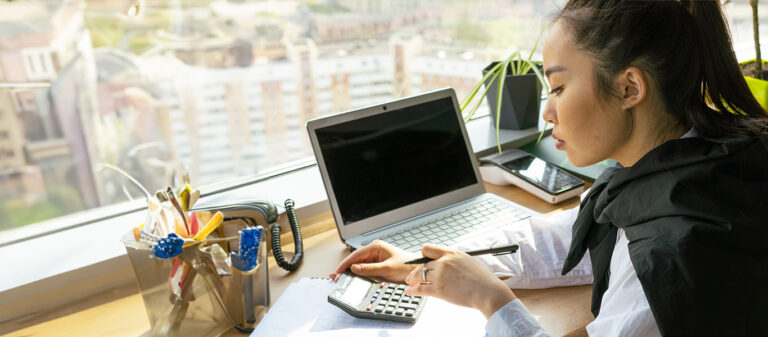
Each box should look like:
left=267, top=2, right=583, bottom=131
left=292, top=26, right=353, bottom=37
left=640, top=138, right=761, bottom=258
left=306, top=88, right=537, bottom=252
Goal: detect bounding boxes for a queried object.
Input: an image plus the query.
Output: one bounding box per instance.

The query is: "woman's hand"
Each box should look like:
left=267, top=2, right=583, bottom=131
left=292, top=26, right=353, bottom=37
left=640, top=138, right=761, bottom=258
left=404, top=244, right=517, bottom=319
left=330, top=240, right=420, bottom=283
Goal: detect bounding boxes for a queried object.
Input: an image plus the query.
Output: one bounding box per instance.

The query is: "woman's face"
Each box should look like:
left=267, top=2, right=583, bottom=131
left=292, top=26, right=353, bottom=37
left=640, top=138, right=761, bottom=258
left=541, top=21, right=632, bottom=167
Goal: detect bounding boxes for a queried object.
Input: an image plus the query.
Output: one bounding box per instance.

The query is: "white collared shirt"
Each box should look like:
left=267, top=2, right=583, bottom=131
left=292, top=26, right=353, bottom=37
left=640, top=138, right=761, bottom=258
left=483, top=209, right=660, bottom=337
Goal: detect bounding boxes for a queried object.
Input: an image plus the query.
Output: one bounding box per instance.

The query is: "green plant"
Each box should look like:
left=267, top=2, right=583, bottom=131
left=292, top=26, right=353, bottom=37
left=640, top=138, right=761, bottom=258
left=460, top=30, right=549, bottom=153
left=750, top=0, right=763, bottom=78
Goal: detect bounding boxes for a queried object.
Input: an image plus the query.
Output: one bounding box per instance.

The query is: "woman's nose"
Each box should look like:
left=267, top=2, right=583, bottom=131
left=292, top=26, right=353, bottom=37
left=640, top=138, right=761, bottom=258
left=542, top=98, right=557, bottom=124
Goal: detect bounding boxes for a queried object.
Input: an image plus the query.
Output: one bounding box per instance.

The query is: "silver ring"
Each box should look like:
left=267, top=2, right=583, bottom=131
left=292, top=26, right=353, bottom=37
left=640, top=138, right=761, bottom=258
left=421, top=267, right=429, bottom=283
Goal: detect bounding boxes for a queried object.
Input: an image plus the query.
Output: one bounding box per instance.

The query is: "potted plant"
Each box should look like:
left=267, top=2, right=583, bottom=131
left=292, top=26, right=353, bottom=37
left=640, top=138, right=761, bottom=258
left=461, top=34, right=548, bottom=153
left=736, top=0, right=768, bottom=109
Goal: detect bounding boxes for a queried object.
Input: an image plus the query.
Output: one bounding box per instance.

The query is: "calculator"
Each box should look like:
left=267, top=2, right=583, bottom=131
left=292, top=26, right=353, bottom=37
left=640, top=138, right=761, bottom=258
left=328, top=271, right=427, bottom=323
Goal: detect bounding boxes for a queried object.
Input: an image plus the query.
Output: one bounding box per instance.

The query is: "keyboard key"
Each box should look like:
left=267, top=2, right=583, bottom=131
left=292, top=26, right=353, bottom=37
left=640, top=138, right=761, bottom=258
left=405, top=309, right=415, bottom=317
left=375, top=305, right=384, bottom=313
left=395, top=308, right=404, bottom=316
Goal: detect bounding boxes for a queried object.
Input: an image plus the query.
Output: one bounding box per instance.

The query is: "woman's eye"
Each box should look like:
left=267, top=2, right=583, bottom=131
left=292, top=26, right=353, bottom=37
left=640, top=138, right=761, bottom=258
left=549, top=85, right=564, bottom=96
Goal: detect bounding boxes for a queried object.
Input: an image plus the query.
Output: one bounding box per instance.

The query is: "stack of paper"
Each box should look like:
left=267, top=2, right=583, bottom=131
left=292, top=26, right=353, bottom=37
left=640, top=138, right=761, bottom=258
left=251, top=277, right=488, bottom=337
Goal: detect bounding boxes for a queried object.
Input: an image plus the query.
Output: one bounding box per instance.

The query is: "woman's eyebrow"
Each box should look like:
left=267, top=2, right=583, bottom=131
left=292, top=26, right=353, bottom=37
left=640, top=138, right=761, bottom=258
left=545, top=65, right=567, bottom=78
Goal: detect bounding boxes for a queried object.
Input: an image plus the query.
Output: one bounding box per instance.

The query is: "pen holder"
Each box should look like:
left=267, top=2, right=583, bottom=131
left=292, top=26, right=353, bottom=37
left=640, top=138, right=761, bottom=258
left=125, top=215, right=270, bottom=337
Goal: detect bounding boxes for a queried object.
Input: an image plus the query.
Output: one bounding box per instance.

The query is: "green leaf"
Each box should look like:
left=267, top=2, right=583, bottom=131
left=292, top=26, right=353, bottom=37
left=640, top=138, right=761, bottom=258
left=494, top=53, right=515, bottom=153
left=536, top=122, right=549, bottom=144
left=460, top=61, right=503, bottom=112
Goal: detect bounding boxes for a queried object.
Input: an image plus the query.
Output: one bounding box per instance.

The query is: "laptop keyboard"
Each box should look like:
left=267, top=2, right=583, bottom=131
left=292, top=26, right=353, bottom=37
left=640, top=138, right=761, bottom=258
left=366, top=199, right=531, bottom=252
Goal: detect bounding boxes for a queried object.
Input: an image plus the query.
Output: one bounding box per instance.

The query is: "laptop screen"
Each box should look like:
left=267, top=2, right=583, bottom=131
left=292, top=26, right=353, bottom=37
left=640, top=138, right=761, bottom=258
left=315, top=96, right=478, bottom=226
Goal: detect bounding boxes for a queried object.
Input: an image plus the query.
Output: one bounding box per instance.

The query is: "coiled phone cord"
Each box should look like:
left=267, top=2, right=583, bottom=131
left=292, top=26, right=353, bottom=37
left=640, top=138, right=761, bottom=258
left=271, top=199, right=303, bottom=271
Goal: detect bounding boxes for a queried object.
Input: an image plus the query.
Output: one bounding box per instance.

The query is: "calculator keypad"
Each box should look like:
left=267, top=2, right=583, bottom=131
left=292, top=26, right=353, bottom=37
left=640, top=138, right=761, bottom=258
left=329, top=271, right=427, bottom=323
left=368, top=282, right=424, bottom=318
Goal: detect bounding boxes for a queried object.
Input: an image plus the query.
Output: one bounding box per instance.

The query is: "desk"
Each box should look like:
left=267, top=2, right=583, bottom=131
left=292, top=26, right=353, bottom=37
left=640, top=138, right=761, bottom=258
left=4, top=183, right=593, bottom=337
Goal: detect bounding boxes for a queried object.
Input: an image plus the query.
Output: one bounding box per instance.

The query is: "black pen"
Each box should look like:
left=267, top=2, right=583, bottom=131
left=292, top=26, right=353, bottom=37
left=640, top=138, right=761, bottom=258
left=403, top=243, right=519, bottom=264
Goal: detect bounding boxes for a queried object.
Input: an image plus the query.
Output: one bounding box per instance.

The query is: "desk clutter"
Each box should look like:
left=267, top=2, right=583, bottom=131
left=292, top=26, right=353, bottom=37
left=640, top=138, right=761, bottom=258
left=120, top=173, right=271, bottom=336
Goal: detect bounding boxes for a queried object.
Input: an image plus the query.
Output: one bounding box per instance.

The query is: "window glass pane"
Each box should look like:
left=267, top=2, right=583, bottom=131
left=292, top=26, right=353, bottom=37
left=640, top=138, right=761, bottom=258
left=0, top=0, right=764, bottom=234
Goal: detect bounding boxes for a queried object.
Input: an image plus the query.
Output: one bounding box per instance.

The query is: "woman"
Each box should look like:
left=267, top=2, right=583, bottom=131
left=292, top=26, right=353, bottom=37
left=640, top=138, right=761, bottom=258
left=331, top=1, right=768, bottom=336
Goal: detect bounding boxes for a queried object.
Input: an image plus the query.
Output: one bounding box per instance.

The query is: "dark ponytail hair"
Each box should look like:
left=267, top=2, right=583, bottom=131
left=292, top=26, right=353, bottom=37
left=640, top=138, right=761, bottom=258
left=557, top=0, right=768, bottom=138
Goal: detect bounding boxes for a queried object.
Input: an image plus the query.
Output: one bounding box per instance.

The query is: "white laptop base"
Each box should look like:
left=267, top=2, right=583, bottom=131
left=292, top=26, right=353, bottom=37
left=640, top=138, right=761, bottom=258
left=346, top=193, right=536, bottom=252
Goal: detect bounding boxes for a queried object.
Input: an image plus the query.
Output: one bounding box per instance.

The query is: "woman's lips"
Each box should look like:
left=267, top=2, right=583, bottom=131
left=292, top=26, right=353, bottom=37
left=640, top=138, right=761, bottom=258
left=553, top=134, right=565, bottom=150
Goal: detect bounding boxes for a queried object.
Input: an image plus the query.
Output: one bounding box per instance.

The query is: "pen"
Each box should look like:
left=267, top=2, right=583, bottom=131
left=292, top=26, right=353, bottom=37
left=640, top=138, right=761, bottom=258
left=403, top=243, right=519, bottom=264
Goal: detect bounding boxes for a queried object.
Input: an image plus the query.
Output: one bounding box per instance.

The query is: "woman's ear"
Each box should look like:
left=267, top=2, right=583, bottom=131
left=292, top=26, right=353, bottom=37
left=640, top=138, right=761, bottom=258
left=618, top=66, right=647, bottom=110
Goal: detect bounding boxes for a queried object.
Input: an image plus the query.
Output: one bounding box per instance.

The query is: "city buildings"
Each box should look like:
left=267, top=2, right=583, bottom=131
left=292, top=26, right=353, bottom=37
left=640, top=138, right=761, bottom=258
left=0, top=0, right=553, bottom=230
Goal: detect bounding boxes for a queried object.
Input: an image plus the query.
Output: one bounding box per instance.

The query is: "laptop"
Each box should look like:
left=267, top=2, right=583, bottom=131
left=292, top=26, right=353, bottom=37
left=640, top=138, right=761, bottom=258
left=306, top=88, right=537, bottom=252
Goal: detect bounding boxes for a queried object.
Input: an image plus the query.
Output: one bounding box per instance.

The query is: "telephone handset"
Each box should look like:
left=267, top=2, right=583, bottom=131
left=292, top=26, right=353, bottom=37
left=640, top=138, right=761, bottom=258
left=192, top=199, right=304, bottom=272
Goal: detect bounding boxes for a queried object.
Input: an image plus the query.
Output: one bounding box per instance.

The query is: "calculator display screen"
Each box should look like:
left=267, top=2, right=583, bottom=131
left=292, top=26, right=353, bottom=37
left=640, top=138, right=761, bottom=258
left=340, top=277, right=370, bottom=306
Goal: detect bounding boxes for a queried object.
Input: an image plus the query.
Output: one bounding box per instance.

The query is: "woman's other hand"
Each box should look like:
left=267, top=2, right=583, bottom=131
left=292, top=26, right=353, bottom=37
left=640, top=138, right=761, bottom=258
left=330, top=240, right=420, bottom=283
left=404, top=244, right=517, bottom=319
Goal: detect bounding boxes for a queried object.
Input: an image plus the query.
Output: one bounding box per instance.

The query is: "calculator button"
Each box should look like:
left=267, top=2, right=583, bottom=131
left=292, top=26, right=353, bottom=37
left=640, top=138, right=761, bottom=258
left=395, top=308, right=404, bottom=315
left=400, top=303, right=417, bottom=310
left=402, top=296, right=411, bottom=302
left=405, top=309, right=415, bottom=317
left=394, top=289, right=404, bottom=295
left=370, top=297, right=376, bottom=303
left=380, top=282, right=386, bottom=288
left=381, top=294, right=390, bottom=301
left=366, top=305, right=372, bottom=311
left=385, top=306, right=394, bottom=314
left=392, top=295, right=401, bottom=301
left=396, top=284, right=407, bottom=290
left=374, top=305, right=384, bottom=313
left=411, top=297, right=421, bottom=304
left=384, top=288, right=393, bottom=294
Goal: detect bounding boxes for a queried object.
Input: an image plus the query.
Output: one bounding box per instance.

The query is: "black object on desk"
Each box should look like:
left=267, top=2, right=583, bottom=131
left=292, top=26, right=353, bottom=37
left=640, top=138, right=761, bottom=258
left=328, top=271, right=427, bottom=323
left=404, top=243, right=519, bottom=265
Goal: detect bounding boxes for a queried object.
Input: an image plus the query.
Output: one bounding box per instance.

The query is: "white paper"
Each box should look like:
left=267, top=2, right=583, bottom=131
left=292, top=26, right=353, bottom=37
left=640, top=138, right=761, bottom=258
left=251, top=277, right=488, bottom=337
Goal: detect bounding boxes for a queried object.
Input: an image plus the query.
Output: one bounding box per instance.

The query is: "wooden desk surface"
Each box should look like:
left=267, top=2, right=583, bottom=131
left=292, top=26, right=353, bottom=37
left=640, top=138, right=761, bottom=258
left=4, top=183, right=593, bottom=337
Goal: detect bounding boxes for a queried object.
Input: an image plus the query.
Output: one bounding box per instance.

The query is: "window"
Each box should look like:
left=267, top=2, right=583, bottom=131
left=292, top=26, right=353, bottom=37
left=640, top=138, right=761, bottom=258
left=0, top=0, right=764, bottom=238
left=21, top=48, right=56, bottom=81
